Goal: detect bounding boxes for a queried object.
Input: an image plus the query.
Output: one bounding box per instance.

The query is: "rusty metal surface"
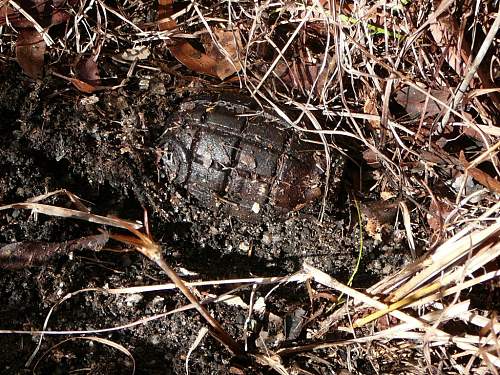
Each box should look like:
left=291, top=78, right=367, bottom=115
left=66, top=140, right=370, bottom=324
left=159, top=96, right=330, bottom=220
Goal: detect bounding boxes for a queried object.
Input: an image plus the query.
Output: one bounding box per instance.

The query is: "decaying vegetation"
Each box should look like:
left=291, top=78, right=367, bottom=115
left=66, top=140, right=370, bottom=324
left=0, top=0, right=499, bottom=373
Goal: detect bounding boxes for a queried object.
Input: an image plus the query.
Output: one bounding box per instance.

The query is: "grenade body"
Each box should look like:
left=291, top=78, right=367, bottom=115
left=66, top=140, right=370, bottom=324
left=159, top=96, right=328, bottom=221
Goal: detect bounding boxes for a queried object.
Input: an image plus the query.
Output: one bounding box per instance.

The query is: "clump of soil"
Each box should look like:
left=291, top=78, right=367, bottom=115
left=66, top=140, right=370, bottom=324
left=0, top=61, right=409, bottom=374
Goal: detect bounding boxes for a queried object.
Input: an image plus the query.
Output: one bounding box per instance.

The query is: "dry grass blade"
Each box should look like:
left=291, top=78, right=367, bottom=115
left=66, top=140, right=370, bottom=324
left=27, top=189, right=91, bottom=212
left=1, top=0, right=500, bottom=371
left=302, top=263, right=500, bottom=368
left=105, top=214, right=242, bottom=355
left=387, top=221, right=500, bottom=303
left=0, top=292, right=244, bottom=336
left=33, top=336, right=135, bottom=375
left=399, top=201, right=416, bottom=259
left=103, top=273, right=308, bottom=295
left=407, top=269, right=500, bottom=309
left=0, top=202, right=142, bottom=229
left=440, top=9, right=500, bottom=130
left=369, top=202, right=500, bottom=296
left=185, top=327, right=209, bottom=375
left=1, top=189, right=141, bottom=229
left=356, top=222, right=500, bottom=328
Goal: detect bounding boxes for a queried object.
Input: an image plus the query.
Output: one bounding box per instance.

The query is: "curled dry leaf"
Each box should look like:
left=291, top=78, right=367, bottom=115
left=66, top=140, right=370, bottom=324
left=169, top=41, right=219, bottom=78
left=70, top=78, right=99, bottom=93
left=157, top=0, right=242, bottom=79
left=15, top=29, right=46, bottom=79
left=170, top=28, right=243, bottom=80
left=51, top=71, right=100, bottom=93
left=5, top=0, right=76, bottom=78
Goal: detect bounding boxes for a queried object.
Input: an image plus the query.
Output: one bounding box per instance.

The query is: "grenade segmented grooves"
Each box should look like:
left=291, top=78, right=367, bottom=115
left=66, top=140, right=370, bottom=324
left=159, top=96, right=325, bottom=221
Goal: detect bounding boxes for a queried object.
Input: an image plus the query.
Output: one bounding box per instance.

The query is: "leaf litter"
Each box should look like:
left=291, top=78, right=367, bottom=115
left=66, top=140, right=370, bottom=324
left=0, top=0, right=499, bottom=373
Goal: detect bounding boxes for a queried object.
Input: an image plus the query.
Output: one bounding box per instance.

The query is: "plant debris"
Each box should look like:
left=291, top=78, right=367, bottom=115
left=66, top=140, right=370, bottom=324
left=0, top=0, right=499, bottom=373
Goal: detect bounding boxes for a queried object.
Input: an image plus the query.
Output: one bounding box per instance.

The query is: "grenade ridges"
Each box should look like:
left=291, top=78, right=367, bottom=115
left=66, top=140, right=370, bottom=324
left=160, top=96, right=324, bottom=220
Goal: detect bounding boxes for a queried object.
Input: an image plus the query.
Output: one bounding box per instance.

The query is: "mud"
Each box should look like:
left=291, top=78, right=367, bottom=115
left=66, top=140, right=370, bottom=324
left=0, top=61, right=410, bottom=374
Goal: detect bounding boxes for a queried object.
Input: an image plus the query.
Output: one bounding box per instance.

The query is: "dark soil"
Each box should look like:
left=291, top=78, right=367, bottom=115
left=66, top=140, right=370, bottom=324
left=0, top=61, right=410, bottom=374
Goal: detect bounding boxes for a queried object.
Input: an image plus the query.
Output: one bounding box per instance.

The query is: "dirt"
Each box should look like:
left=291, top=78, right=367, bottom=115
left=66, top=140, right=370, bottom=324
left=0, top=61, right=411, bottom=374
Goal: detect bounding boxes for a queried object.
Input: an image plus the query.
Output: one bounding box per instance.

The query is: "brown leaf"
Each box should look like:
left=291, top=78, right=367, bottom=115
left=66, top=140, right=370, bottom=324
left=360, top=200, right=399, bottom=241
left=429, top=15, right=500, bottom=108
left=75, top=55, right=101, bottom=85
left=364, top=93, right=381, bottom=129
left=202, top=28, right=242, bottom=80
left=1, top=3, right=38, bottom=28
left=169, top=41, right=219, bottom=78
left=394, top=86, right=451, bottom=118
left=426, top=198, right=453, bottom=234
left=15, top=29, right=46, bottom=79
left=70, top=77, right=98, bottom=93
left=1, top=0, right=73, bottom=28
left=459, top=151, right=500, bottom=194
left=158, top=0, right=241, bottom=80
left=169, top=28, right=243, bottom=80
left=362, top=149, right=381, bottom=167
left=52, top=71, right=111, bottom=93
left=157, top=0, right=176, bottom=31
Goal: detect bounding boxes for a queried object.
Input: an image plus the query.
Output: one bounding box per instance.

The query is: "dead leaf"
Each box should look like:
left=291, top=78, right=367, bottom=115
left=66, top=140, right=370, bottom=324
left=52, top=71, right=121, bottom=93
left=1, top=3, right=38, bottom=28
left=362, top=149, right=381, bottom=167
left=75, top=55, right=101, bottom=85
left=169, top=28, right=243, bottom=80
left=15, top=29, right=46, bottom=79
left=50, top=7, right=71, bottom=25
left=169, top=41, right=219, bottom=78
left=360, top=200, right=399, bottom=241
left=70, top=77, right=98, bottom=93
left=53, top=64, right=101, bottom=93
left=429, top=15, right=500, bottom=108
left=364, top=92, right=381, bottom=129
left=157, top=0, right=176, bottom=31
left=157, top=0, right=241, bottom=79
left=394, top=86, right=451, bottom=118
left=202, top=28, right=242, bottom=79
left=156, top=0, right=221, bottom=77
left=1, top=0, right=73, bottom=28
left=459, top=151, right=500, bottom=194
left=426, top=198, right=453, bottom=235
